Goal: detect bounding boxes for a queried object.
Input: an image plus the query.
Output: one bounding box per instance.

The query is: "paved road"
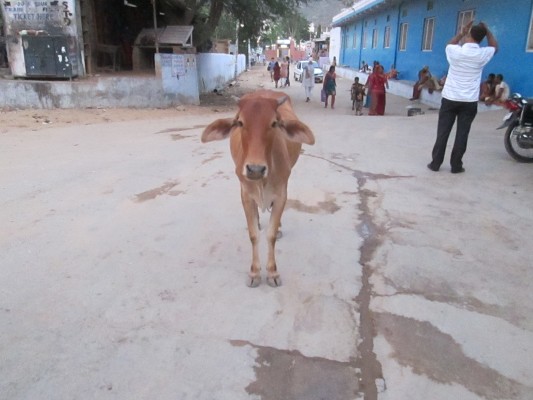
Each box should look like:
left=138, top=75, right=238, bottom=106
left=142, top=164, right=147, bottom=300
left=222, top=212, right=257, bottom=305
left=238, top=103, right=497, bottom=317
left=1, top=68, right=532, bottom=400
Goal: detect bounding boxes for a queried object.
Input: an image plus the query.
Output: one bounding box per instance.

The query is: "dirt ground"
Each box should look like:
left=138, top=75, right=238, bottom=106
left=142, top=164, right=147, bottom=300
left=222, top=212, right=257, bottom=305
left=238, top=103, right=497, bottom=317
left=0, top=66, right=268, bottom=134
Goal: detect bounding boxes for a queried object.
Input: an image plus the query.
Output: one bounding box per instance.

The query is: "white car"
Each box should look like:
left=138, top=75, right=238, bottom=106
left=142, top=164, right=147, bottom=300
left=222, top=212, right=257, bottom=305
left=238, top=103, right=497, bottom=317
left=293, top=60, right=324, bottom=83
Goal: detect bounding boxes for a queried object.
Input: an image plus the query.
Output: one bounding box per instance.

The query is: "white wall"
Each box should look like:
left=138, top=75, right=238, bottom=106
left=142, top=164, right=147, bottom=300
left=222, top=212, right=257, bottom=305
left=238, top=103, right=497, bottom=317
left=329, top=27, right=341, bottom=66
left=0, top=52, right=251, bottom=108
left=155, top=53, right=200, bottom=105
left=197, top=53, right=246, bottom=93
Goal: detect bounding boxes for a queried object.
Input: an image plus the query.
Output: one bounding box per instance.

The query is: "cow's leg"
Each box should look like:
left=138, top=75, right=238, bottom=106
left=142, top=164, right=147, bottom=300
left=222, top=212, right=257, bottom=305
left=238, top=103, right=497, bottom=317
left=268, top=202, right=283, bottom=239
left=241, top=188, right=261, bottom=287
left=266, top=196, right=285, bottom=287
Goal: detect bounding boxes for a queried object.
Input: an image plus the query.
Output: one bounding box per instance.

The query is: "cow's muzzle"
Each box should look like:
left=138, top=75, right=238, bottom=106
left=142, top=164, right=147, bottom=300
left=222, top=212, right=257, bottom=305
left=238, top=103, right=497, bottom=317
left=245, top=164, right=267, bottom=180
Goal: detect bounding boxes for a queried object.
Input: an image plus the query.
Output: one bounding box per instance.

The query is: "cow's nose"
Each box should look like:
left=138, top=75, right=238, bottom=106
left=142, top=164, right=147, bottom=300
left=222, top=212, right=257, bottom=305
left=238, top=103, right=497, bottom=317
left=246, top=164, right=267, bottom=180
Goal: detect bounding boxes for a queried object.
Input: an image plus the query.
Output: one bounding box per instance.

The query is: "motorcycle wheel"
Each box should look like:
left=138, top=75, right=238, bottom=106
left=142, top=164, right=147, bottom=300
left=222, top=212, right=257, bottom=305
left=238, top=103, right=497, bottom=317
left=504, top=122, right=533, bottom=163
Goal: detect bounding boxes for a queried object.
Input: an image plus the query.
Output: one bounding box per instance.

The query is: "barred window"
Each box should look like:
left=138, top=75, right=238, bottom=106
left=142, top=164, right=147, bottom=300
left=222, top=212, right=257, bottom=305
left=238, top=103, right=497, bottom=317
left=384, top=26, right=391, bottom=48
left=457, top=9, right=475, bottom=34
left=372, top=28, right=378, bottom=48
left=399, top=23, right=408, bottom=51
left=422, top=17, right=435, bottom=51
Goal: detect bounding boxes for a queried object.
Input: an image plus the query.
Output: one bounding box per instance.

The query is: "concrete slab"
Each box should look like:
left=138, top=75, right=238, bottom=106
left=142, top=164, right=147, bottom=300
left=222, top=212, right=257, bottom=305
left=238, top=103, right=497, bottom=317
left=1, top=66, right=532, bottom=399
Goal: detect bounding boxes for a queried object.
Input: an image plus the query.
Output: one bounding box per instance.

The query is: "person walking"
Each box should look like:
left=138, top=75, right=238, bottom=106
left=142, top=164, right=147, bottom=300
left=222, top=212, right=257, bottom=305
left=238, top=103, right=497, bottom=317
left=322, top=65, right=337, bottom=109
left=351, top=77, right=365, bottom=116
left=283, top=56, right=291, bottom=87
left=280, top=58, right=288, bottom=88
left=367, top=65, right=389, bottom=115
left=273, top=61, right=281, bottom=88
left=267, top=57, right=275, bottom=81
left=427, top=21, right=498, bottom=174
left=302, top=56, right=315, bottom=102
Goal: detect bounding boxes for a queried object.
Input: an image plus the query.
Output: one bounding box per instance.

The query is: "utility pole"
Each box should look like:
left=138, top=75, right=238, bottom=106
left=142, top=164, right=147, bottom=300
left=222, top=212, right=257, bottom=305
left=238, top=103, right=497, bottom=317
left=247, top=39, right=251, bottom=70
left=152, top=0, right=159, bottom=53
left=235, top=20, right=239, bottom=79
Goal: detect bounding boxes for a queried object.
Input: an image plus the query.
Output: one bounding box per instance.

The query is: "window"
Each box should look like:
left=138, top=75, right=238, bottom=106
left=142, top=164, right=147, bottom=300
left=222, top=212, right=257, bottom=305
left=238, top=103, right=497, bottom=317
left=342, top=31, right=348, bottom=49
left=526, top=9, right=533, bottom=51
left=384, top=26, right=391, bottom=48
left=422, top=17, right=435, bottom=51
left=457, top=9, right=475, bottom=35
left=427, top=1, right=434, bottom=11
left=353, top=31, right=357, bottom=49
left=362, top=30, right=367, bottom=49
left=399, top=23, right=408, bottom=51
left=372, top=28, right=378, bottom=48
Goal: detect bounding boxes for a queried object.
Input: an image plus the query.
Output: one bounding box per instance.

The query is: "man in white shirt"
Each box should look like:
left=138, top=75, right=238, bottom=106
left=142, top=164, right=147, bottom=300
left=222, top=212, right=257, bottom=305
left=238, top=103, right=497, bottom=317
left=428, top=21, right=498, bottom=173
left=302, top=56, right=315, bottom=102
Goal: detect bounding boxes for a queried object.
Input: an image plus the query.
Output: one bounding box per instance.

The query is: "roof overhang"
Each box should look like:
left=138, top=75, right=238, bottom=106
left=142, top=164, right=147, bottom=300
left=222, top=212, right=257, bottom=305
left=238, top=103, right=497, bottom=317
left=332, top=0, right=398, bottom=27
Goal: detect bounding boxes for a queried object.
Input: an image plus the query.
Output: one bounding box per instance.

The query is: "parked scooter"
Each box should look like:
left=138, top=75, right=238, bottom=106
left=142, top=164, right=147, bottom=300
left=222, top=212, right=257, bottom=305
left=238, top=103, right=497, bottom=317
left=497, top=93, right=533, bottom=162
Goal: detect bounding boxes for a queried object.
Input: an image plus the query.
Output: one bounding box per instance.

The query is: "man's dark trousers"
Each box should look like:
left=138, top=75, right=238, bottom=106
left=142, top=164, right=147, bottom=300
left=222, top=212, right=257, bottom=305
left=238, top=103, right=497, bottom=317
left=429, top=98, right=478, bottom=171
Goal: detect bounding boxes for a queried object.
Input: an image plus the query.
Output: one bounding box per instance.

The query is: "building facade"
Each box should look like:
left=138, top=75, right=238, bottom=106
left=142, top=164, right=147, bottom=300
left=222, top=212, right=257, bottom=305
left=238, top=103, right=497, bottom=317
left=333, top=0, right=533, bottom=97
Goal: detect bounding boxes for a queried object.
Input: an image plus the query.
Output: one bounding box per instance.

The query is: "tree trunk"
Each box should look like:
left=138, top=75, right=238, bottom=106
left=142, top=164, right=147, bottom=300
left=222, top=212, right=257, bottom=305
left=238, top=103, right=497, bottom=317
left=195, top=0, right=224, bottom=50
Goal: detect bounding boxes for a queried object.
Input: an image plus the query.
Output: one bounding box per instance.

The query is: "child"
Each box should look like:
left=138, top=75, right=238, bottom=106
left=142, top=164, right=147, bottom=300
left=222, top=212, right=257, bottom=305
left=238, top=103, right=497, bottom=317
left=351, top=77, right=365, bottom=115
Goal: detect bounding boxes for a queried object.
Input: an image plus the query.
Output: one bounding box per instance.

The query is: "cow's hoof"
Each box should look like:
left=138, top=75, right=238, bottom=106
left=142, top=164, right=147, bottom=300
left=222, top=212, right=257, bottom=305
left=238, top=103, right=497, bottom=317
left=267, top=275, right=282, bottom=287
left=247, top=275, right=261, bottom=287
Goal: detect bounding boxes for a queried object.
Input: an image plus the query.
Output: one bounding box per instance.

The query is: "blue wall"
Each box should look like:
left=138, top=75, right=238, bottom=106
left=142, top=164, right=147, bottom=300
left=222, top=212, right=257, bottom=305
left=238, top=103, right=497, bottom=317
left=337, top=0, right=533, bottom=97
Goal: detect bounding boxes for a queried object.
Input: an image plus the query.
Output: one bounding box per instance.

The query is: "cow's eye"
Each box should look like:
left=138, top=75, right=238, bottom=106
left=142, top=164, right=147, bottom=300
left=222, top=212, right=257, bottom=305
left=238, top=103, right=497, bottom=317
left=271, top=121, right=278, bottom=128
left=234, top=120, right=243, bottom=127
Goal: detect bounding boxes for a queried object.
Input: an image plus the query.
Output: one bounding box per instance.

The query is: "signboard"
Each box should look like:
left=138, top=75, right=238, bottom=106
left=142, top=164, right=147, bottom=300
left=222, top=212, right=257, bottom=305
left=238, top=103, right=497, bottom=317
left=0, top=0, right=77, bottom=36
left=0, top=0, right=79, bottom=77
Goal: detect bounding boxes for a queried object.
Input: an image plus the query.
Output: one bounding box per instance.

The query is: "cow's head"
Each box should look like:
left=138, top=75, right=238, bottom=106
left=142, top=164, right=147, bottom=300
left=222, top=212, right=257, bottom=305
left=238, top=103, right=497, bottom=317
left=201, top=94, right=314, bottom=181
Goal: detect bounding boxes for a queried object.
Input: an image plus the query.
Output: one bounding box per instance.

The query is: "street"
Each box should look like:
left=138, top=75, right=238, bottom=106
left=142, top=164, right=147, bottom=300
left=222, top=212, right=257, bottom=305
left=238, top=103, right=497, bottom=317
left=1, top=67, right=533, bottom=400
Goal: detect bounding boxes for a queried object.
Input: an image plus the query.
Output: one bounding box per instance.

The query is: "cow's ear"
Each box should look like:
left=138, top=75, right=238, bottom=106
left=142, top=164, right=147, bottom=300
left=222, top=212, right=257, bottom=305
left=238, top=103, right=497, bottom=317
left=201, top=118, right=234, bottom=142
left=282, top=120, right=316, bottom=145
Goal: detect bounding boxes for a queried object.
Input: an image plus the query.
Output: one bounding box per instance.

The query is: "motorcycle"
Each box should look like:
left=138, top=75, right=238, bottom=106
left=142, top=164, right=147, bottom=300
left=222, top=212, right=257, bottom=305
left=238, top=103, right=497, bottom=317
left=497, top=93, right=533, bottom=162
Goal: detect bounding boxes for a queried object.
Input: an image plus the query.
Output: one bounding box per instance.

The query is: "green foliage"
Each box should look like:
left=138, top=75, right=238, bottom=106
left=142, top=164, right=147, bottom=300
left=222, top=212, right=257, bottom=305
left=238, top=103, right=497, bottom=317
left=159, top=0, right=313, bottom=50
left=260, top=12, right=310, bottom=45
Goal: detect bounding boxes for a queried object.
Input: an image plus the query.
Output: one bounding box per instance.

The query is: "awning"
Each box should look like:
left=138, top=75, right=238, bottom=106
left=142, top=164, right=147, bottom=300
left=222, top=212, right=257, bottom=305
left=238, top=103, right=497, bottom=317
left=134, top=25, right=194, bottom=48
left=159, top=25, right=194, bottom=47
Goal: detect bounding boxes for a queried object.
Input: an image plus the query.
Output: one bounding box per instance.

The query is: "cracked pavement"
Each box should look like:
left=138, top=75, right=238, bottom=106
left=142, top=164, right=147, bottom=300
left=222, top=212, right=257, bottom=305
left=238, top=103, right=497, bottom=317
left=1, top=68, right=532, bottom=399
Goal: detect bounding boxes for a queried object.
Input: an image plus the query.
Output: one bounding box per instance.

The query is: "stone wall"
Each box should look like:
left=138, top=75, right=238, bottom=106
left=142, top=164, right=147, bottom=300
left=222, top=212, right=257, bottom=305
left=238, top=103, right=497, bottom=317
left=0, top=52, right=248, bottom=109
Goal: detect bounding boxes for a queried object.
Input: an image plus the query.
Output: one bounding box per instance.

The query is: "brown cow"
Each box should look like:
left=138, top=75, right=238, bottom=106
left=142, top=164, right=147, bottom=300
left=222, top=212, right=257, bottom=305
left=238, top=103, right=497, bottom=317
left=201, top=90, right=315, bottom=287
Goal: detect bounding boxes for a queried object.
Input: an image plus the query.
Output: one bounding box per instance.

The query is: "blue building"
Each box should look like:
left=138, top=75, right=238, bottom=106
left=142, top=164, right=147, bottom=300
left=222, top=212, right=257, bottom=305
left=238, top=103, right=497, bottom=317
left=332, top=0, right=533, bottom=97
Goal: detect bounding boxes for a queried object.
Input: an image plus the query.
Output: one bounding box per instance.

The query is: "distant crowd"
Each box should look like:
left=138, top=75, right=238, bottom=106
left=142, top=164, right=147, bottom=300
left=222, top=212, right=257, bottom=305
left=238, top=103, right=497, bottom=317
left=260, top=52, right=508, bottom=117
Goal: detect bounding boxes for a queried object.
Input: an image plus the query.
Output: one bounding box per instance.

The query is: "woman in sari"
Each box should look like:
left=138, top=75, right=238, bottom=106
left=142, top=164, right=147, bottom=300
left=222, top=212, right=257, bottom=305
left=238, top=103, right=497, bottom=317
left=273, top=61, right=281, bottom=88
left=322, top=65, right=337, bottom=109
left=367, top=65, right=389, bottom=115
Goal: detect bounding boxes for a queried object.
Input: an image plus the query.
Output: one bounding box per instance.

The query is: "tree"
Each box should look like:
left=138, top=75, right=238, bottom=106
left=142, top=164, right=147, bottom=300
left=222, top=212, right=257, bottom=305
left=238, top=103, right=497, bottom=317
left=259, top=13, right=310, bottom=45
left=316, top=24, right=322, bottom=39
left=157, top=0, right=314, bottom=51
